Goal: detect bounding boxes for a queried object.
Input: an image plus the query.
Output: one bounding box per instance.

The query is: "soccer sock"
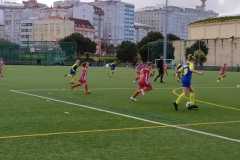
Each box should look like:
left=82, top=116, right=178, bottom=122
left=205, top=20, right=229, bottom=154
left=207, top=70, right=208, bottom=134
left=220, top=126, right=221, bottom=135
left=132, top=91, right=140, bottom=98
left=70, top=76, right=76, bottom=83
left=176, top=93, right=185, bottom=105
left=72, top=83, right=81, bottom=89
left=221, top=76, right=225, bottom=81
left=190, top=92, right=196, bottom=105
left=84, top=85, right=89, bottom=95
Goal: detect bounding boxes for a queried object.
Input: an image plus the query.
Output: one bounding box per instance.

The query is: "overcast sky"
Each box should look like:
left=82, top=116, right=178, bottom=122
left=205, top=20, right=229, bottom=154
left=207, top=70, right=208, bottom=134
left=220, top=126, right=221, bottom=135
left=16, top=0, right=240, bottom=15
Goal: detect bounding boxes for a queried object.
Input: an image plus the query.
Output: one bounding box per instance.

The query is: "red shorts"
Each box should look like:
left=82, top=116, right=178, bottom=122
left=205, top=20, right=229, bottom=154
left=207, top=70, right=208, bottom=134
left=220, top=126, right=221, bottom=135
left=79, top=79, right=87, bottom=85
left=138, top=81, right=152, bottom=90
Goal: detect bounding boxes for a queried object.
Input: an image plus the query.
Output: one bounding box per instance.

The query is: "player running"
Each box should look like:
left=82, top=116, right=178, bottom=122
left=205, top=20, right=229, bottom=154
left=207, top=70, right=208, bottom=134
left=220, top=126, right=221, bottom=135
left=163, top=63, right=168, bottom=79
left=217, top=63, right=228, bottom=83
left=134, top=62, right=145, bottom=83
left=154, top=56, right=164, bottom=83
left=175, top=63, right=183, bottom=82
left=71, top=62, right=90, bottom=95
left=0, top=58, right=4, bottom=79
left=65, top=59, right=80, bottom=84
left=130, top=62, right=154, bottom=102
left=173, top=55, right=203, bottom=111
left=109, top=62, right=116, bottom=77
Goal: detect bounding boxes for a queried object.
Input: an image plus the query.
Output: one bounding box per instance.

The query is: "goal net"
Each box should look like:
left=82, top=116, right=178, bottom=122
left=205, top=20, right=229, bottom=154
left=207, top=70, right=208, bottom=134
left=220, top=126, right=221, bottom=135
left=154, top=59, right=176, bottom=69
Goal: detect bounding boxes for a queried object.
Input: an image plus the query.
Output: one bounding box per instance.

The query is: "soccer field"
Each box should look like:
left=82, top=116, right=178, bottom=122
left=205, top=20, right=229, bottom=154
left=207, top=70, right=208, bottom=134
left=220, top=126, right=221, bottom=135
left=0, top=65, right=240, bottom=160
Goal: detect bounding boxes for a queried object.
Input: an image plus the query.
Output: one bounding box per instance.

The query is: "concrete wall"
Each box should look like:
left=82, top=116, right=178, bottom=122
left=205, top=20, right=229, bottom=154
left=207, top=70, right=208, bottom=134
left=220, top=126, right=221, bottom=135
left=173, top=38, right=240, bottom=67
left=188, top=20, right=240, bottom=40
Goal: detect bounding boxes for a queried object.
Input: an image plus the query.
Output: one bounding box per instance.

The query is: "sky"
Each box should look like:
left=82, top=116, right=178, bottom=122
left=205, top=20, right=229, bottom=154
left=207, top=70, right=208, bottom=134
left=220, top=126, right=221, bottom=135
left=15, top=0, right=240, bottom=15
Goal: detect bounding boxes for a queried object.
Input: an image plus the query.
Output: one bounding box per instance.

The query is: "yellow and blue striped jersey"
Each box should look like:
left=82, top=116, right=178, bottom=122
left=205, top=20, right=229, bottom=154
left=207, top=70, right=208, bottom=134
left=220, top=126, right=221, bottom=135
left=71, top=63, right=79, bottom=72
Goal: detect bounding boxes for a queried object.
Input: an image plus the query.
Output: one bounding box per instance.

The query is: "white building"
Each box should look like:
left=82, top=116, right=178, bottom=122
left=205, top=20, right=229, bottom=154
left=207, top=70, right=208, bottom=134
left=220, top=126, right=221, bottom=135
left=53, top=0, right=79, bottom=8
left=135, top=1, right=218, bottom=39
left=92, top=0, right=135, bottom=45
left=20, top=19, right=34, bottom=46
left=0, top=0, right=49, bottom=44
left=0, top=24, right=4, bottom=39
left=73, top=2, right=104, bottom=40
left=0, top=9, right=4, bottom=25
left=0, top=1, right=23, bottom=43
left=3, top=9, right=23, bottom=43
left=134, top=23, right=153, bottom=42
left=39, top=7, right=71, bottom=19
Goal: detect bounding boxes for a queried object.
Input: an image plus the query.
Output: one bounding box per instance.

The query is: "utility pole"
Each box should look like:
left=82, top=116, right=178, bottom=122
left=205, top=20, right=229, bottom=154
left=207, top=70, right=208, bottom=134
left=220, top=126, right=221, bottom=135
left=163, top=0, right=168, bottom=62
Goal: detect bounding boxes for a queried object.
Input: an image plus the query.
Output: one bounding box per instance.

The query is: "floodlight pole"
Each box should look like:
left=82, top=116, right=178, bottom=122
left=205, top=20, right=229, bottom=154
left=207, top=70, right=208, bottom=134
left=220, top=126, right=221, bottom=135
left=163, top=0, right=168, bottom=63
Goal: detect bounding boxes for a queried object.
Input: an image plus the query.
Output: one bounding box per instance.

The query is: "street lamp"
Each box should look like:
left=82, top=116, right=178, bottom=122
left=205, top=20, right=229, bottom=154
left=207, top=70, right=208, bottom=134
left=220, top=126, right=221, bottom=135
left=163, top=0, right=168, bottom=63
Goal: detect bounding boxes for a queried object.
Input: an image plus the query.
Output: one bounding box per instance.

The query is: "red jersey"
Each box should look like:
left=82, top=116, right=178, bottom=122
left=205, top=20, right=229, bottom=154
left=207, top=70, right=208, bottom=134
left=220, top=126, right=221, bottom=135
left=164, top=64, right=168, bottom=70
left=80, top=66, right=88, bottom=83
left=139, top=68, right=151, bottom=84
left=219, top=65, right=227, bottom=75
left=136, top=64, right=145, bottom=73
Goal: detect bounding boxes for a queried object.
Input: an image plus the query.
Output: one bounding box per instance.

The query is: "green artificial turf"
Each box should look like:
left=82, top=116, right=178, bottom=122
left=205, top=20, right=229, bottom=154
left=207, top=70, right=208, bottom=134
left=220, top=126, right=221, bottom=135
left=0, top=65, right=239, bottom=160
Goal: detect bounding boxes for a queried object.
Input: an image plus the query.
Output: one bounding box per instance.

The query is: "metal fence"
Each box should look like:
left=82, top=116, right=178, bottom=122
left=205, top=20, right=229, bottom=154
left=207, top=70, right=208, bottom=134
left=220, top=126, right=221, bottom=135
left=0, top=41, right=69, bottom=65
left=1, top=38, right=240, bottom=70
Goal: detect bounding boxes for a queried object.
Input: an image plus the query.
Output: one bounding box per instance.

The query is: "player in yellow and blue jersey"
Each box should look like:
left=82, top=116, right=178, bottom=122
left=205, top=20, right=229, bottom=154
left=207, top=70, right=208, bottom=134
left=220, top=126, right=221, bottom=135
left=65, top=59, right=80, bottom=84
left=173, top=55, right=203, bottom=111
left=175, top=63, right=183, bottom=82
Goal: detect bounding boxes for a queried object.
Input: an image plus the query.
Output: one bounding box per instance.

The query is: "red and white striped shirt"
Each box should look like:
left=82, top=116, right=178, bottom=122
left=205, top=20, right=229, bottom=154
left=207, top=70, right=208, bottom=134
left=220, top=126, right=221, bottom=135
left=219, top=65, right=227, bottom=75
left=136, top=64, right=145, bottom=73
left=139, top=68, right=151, bottom=84
left=80, top=66, right=88, bottom=82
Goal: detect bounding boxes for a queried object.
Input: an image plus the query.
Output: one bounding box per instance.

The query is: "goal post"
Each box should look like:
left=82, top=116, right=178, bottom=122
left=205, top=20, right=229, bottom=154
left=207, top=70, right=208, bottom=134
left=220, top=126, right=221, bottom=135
left=154, top=59, right=176, bottom=69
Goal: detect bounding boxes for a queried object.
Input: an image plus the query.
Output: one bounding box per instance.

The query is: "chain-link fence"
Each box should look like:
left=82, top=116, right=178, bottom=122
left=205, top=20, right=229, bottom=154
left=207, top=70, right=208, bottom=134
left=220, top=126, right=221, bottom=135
left=0, top=41, right=69, bottom=65
left=1, top=39, right=240, bottom=71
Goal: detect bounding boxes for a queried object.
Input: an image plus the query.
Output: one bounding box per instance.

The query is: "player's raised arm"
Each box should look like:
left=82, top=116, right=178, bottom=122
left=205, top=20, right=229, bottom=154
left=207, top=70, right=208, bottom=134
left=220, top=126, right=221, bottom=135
left=188, top=55, right=203, bottom=75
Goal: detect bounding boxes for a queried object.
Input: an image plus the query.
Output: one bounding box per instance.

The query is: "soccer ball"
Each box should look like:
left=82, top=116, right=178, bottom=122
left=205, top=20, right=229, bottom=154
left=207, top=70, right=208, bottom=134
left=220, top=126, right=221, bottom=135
left=186, top=101, right=193, bottom=108
left=237, top=84, right=240, bottom=88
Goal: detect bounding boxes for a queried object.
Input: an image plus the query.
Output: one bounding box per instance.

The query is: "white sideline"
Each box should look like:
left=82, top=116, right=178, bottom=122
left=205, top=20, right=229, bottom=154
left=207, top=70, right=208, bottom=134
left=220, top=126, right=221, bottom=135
left=17, top=86, right=237, bottom=92
left=10, top=89, right=240, bottom=143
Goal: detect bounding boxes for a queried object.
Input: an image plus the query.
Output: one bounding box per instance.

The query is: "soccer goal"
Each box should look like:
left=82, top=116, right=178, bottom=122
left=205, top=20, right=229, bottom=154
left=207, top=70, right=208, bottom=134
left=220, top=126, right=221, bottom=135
left=154, top=59, right=176, bottom=69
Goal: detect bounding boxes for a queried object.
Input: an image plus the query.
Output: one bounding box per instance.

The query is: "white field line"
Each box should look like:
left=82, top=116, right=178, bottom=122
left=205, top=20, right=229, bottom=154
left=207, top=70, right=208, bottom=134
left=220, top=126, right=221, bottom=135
left=10, top=89, right=240, bottom=143
left=16, top=86, right=237, bottom=92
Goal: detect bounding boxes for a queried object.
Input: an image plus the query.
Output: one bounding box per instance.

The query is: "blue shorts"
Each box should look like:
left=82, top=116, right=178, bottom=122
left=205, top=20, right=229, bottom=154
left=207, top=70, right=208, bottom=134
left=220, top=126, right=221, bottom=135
left=69, top=69, right=76, bottom=76
left=181, top=79, right=191, bottom=88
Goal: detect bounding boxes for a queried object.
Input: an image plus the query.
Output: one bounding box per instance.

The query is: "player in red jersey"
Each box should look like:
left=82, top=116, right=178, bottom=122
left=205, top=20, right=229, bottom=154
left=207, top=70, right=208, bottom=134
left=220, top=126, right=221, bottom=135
left=71, top=62, right=90, bottom=95
left=163, top=63, right=168, bottom=80
left=217, top=64, right=227, bottom=83
left=130, top=63, right=153, bottom=102
left=134, top=62, right=145, bottom=83
left=0, top=58, right=5, bottom=79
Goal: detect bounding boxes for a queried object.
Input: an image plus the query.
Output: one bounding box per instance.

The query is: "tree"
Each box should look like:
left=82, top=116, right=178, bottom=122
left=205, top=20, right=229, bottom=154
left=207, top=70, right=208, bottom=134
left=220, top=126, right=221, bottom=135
left=0, top=39, right=19, bottom=49
left=167, top=34, right=181, bottom=41
left=116, top=41, right=138, bottom=63
left=0, top=39, right=20, bottom=64
left=59, top=33, right=96, bottom=58
left=186, top=40, right=208, bottom=66
left=138, top=32, right=164, bottom=49
left=101, top=42, right=115, bottom=55
left=139, top=40, right=175, bottom=62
